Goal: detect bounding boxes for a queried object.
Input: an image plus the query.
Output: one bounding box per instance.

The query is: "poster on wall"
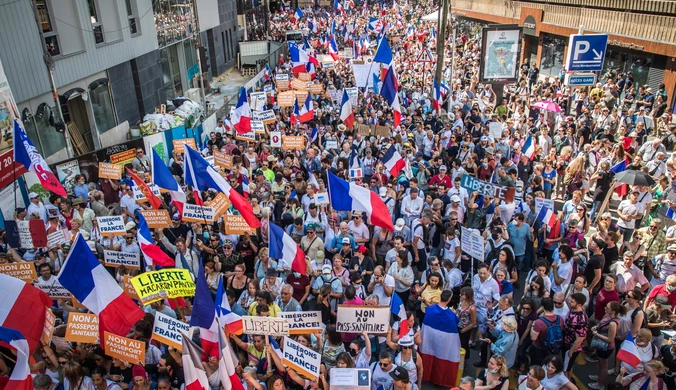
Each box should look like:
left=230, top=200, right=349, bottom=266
left=479, top=26, right=522, bottom=82
left=0, top=60, right=18, bottom=156
left=55, top=160, right=81, bottom=196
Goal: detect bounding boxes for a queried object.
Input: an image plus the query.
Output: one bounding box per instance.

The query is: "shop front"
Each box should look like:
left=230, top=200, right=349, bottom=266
left=519, top=8, right=542, bottom=69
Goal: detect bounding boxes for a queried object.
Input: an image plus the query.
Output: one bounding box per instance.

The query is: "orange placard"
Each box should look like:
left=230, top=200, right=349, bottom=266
left=292, top=79, right=308, bottom=91
left=223, top=215, right=256, bottom=235
left=283, top=136, right=306, bottom=150
left=139, top=209, right=171, bottom=228
left=278, top=91, right=296, bottom=107
left=297, top=73, right=311, bottom=82
left=98, top=162, right=122, bottom=180
left=309, top=84, right=324, bottom=94
left=208, top=193, right=232, bottom=218
left=172, top=138, right=197, bottom=153
left=65, top=312, right=99, bottom=343
left=295, top=90, right=309, bottom=102
left=213, top=151, right=232, bottom=169
left=41, top=308, right=56, bottom=346
left=0, top=263, right=37, bottom=284
left=104, top=332, right=145, bottom=364
left=124, top=275, right=140, bottom=300
left=110, top=149, right=136, bottom=165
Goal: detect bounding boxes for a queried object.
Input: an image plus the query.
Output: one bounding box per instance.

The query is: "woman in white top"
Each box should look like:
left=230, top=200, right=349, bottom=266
left=388, top=249, right=415, bottom=303
left=517, top=365, right=545, bottom=390
left=541, top=356, right=577, bottom=390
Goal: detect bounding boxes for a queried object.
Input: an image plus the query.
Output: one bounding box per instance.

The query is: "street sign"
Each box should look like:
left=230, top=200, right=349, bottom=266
left=565, top=73, right=597, bottom=87
left=416, top=48, right=434, bottom=63
left=565, top=34, right=608, bottom=72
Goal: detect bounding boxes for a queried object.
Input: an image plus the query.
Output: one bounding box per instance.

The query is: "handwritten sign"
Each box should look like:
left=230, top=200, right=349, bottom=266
left=283, top=136, right=305, bottom=150
left=223, top=214, right=255, bottom=235
left=460, top=226, right=485, bottom=261
left=278, top=91, right=296, bottom=107
left=242, top=316, right=290, bottom=336
left=34, top=281, right=72, bottom=299
left=295, top=90, right=308, bottom=102
left=41, top=309, right=56, bottom=346
left=336, top=306, right=389, bottom=333
left=374, top=125, right=390, bottom=138
left=172, top=138, right=197, bottom=153
left=47, top=229, right=68, bottom=248
left=278, top=311, right=322, bottom=334
left=252, top=110, right=276, bottom=124
left=276, top=73, right=289, bottom=82
left=181, top=203, right=215, bottom=223
left=345, top=87, right=358, bottom=106
left=283, top=336, right=321, bottom=379
left=250, top=92, right=267, bottom=111
left=104, top=250, right=141, bottom=269
left=209, top=193, right=231, bottom=218
left=460, top=174, right=515, bottom=203
left=65, top=312, right=99, bottom=343
left=18, top=220, right=47, bottom=249
left=104, top=332, right=145, bottom=364
left=357, top=124, right=371, bottom=136
left=0, top=263, right=37, bottom=283
left=139, top=209, right=171, bottom=228
left=98, top=162, right=122, bottom=180
left=152, top=312, right=190, bottom=351
left=131, top=269, right=196, bottom=305
left=97, top=216, right=126, bottom=236
left=251, top=120, right=265, bottom=134
left=535, top=197, right=555, bottom=216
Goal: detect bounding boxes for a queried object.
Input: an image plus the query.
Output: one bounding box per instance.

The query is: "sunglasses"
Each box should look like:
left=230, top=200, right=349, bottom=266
left=379, top=362, right=391, bottom=367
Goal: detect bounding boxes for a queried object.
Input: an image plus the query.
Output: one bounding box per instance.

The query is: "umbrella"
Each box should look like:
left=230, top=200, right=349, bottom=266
left=532, top=100, right=562, bottom=113
left=614, top=170, right=656, bottom=187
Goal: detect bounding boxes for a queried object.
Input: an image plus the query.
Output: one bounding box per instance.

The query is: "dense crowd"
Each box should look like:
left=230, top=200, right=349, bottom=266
left=3, top=0, right=676, bottom=390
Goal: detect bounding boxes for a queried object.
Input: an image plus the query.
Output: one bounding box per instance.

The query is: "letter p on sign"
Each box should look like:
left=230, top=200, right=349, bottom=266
left=574, top=41, right=589, bottom=60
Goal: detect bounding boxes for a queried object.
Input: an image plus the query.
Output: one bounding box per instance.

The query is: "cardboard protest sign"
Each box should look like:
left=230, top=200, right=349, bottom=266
left=283, top=136, right=305, bottom=150
left=374, top=125, right=390, bottom=138
left=297, top=73, right=311, bottom=82
left=104, top=250, right=141, bottom=269
left=181, top=204, right=215, bottom=223
left=242, top=316, right=290, bottom=336
left=460, top=174, right=515, bottom=203
left=357, top=125, right=371, bottom=136
left=295, top=90, right=308, bottom=102
left=252, top=110, right=276, bottom=124
left=325, top=140, right=338, bottom=150
left=291, top=79, right=309, bottom=91
left=283, top=336, right=321, bottom=379
left=123, top=275, right=139, bottom=300
left=278, top=91, right=296, bottom=106
left=139, top=209, right=171, bottom=228
left=460, top=226, right=485, bottom=260
left=235, top=131, right=255, bottom=142
left=98, top=162, right=122, bottom=180
left=96, top=216, right=126, bottom=236
left=251, top=120, right=265, bottom=134
left=41, top=308, right=56, bottom=346
left=223, top=214, right=255, bottom=235
left=270, top=132, right=282, bottom=148
left=65, top=312, right=99, bottom=343
left=152, top=312, right=190, bottom=351
left=0, top=262, right=37, bottom=283
left=279, top=311, right=322, bottom=334
left=335, top=306, right=389, bottom=333
left=47, top=229, right=68, bottom=249
left=131, top=269, right=196, bottom=305
left=209, top=193, right=231, bottom=218
left=213, top=151, right=233, bottom=169
left=172, top=138, right=197, bottom=153
left=34, top=281, right=72, bottom=299
left=104, top=332, right=145, bottom=364
left=309, top=84, right=324, bottom=94
left=18, top=220, right=47, bottom=249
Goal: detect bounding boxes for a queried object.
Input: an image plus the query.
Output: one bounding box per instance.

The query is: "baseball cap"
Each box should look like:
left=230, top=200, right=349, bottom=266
left=28, top=192, right=38, bottom=199
left=451, top=195, right=461, bottom=202
left=125, top=221, right=136, bottom=230
left=357, top=245, right=367, bottom=253
left=668, top=244, right=676, bottom=252
left=395, top=218, right=405, bottom=231
left=321, top=264, right=332, bottom=274
left=480, top=136, right=489, bottom=142
left=654, top=295, right=671, bottom=309
left=379, top=187, right=387, bottom=197
left=389, top=366, right=410, bottom=382
left=439, top=165, right=447, bottom=171
left=342, top=237, right=351, bottom=245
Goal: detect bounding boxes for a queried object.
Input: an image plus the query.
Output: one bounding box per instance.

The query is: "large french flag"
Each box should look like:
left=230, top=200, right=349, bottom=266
left=294, top=6, right=304, bottom=20
left=289, top=42, right=319, bottom=66
left=269, top=222, right=307, bottom=275
left=291, top=97, right=300, bottom=126
left=13, top=119, right=63, bottom=196
left=215, top=277, right=243, bottom=335
left=391, top=93, right=402, bottom=128
left=299, top=93, right=314, bottom=123
left=382, top=145, right=405, bottom=177
left=327, top=171, right=394, bottom=231
left=522, top=135, right=535, bottom=160
left=151, top=148, right=186, bottom=215
left=418, top=303, right=462, bottom=387
left=0, top=327, right=32, bottom=390
left=190, top=260, right=220, bottom=358
left=328, top=36, right=340, bottom=61
left=381, top=66, right=398, bottom=106
left=0, top=275, right=52, bottom=353
left=390, top=292, right=410, bottom=338
left=216, top=318, right=245, bottom=390
left=182, top=333, right=210, bottom=390
left=536, top=205, right=558, bottom=230
left=610, top=159, right=629, bottom=197
left=137, top=212, right=175, bottom=268
left=183, top=146, right=261, bottom=229
left=57, top=234, right=145, bottom=344
left=232, top=88, right=252, bottom=135
left=616, top=333, right=642, bottom=368
left=433, top=77, right=441, bottom=113
left=340, top=90, right=355, bottom=129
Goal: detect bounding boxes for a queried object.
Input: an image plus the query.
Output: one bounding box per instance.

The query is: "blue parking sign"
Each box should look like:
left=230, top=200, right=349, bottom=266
left=565, top=34, right=608, bottom=72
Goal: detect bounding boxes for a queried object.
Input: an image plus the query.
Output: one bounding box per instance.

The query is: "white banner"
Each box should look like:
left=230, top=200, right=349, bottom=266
left=352, top=64, right=380, bottom=89
left=152, top=312, right=190, bottom=351
left=250, top=92, right=267, bottom=111
left=335, top=306, right=389, bottom=333
left=242, top=316, right=290, bottom=336
left=535, top=197, right=555, bottom=216
left=97, top=216, right=126, bottom=236
left=283, top=336, right=321, bottom=379
left=34, top=281, right=71, bottom=299
left=181, top=204, right=215, bottom=223
left=461, top=226, right=485, bottom=260
left=104, top=250, right=141, bottom=269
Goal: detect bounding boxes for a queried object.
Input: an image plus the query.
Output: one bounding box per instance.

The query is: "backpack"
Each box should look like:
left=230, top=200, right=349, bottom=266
left=540, top=315, right=563, bottom=354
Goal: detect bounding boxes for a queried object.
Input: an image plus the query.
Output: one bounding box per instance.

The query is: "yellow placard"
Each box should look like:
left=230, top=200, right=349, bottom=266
left=283, top=136, right=306, bottom=150
left=110, top=149, right=136, bottom=165
left=172, top=138, right=197, bottom=153
left=104, top=332, right=145, bottom=364
left=223, top=214, right=256, bottom=235
left=0, top=263, right=37, bottom=284
left=131, top=269, right=196, bottom=305
left=98, top=162, right=122, bottom=180
left=65, top=312, right=99, bottom=343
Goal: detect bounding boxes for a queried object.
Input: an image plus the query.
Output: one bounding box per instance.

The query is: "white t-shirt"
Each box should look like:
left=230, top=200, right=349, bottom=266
left=120, top=194, right=140, bottom=216
left=616, top=200, right=644, bottom=229
left=472, top=275, right=500, bottom=311
left=550, top=261, right=573, bottom=293
left=540, top=369, right=570, bottom=390
left=443, top=236, right=460, bottom=263
left=370, top=362, right=397, bottom=390
left=373, top=274, right=396, bottom=306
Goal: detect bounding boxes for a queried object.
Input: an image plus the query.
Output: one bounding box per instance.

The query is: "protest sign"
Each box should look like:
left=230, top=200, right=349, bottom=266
left=123, top=275, right=139, bottom=300
left=110, top=149, right=136, bottom=165
left=460, top=174, right=515, bottom=202
left=335, top=306, right=389, bottom=333
left=96, top=215, right=126, bottom=236
left=235, top=131, right=256, bottom=142
left=131, top=269, right=196, bottom=305
left=295, top=90, right=308, bottom=102
left=345, top=87, right=358, bottom=106
left=357, top=124, right=371, bottom=136
left=104, top=250, right=141, bottom=269
left=270, top=132, right=282, bottom=148
left=349, top=168, right=363, bottom=179
left=41, top=308, right=56, bottom=345
left=65, top=312, right=99, bottom=343
left=330, top=368, right=371, bottom=389
left=283, top=336, right=321, bottom=379
left=316, top=192, right=330, bottom=204
left=325, top=139, right=338, bottom=150
left=279, top=311, right=322, bottom=334
left=98, top=162, right=122, bottom=180
left=488, top=122, right=502, bottom=140
left=181, top=203, right=215, bottom=223
left=213, top=151, right=233, bottom=169
left=139, top=209, right=171, bottom=228
left=209, top=192, right=231, bottom=218
left=152, top=312, right=190, bottom=351
left=283, top=136, right=305, bottom=150
left=276, top=73, right=289, bottom=82
left=263, top=84, right=273, bottom=93
left=242, top=316, right=290, bottom=336
left=132, top=186, right=147, bottom=203
left=328, top=89, right=342, bottom=103
left=460, top=226, right=485, bottom=260
left=374, top=125, right=390, bottom=138
left=47, top=229, right=68, bottom=248
left=252, top=110, right=276, bottom=124
left=172, top=138, right=196, bottom=153
left=0, top=262, right=37, bottom=283
left=535, top=197, right=555, bottom=216
left=104, top=332, right=145, bottom=364
left=352, top=63, right=380, bottom=89
left=34, top=281, right=72, bottom=299
left=250, top=92, right=267, bottom=111
left=251, top=120, right=265, bottom=134
left=18, top=220, right=47, bottom=248
left=297, top=72, right=311, bottom=82
left=321, top=62, right=335, bottom=69
left=291, top=79, right=309, bottom=91
left=223, top=214, right=256, bottom=235
left=309, top=84, right=324, bottom=94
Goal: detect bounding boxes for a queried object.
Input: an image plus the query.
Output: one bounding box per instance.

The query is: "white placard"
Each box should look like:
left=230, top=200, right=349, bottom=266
left=251, top=120, right=265, bottom=134
left=152, top=312, right=190, bottom=351
left=276, top=73, right=289, bottom=81
left=316, top=193, right=330, bottom=205
left=104, top=250, right=141, bottom=269
left=252, top=110, right=276, bottom=123
left=283, top=336, right=321, bottom=379
left=250, top=92, right=267, bottom=111
left=345, top=87, right=358, bottom=106
left=17, top=220, right=33, bottom=248
left=330, top=368, right=371, bottom=389
left=461, top=226, right=485, bottom=260
left=488, top=122, right=502, bottom=140
left=335, top=306, right=389, bottom=333
left=242, top=316, right=290, bottom=336
left=535, top=197, right=555, bottom=216
left=349, top=168, right=363, bottom=178
left=278, top=311, right=322, bottom=334
left=34, top=281, right=71, bottom=299
left=270, top=131, right=282, bottom=148
left=96, top=216, right=126, bottom=236
left=181, top=203, right=215, bottom=223
left=352, top=64, right=380, bottom=89
left=47, top=229, right=68, bottom=248
left=325, top=139, right=338, bottom=150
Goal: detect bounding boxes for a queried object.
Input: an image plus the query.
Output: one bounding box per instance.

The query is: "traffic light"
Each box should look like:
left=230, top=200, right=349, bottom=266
left=199, top=46, right=210, bottom=72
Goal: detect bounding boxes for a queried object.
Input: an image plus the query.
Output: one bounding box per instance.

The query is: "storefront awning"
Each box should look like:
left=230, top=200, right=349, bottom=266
left=421, top=10, right=438, bottom=22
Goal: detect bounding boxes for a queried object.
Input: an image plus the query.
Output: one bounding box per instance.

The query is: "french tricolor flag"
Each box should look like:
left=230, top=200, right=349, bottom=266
left=616, top=333, right=642, bottom=368
left=291, top=97, right=300, bottom=126
left=232, top=88, right=251, bottom=135
left=215, top=277, right=243, bottom=335
left=137, top=212, right=175, bottom=268
left=305, top=61, right=317, bottom=79
left=58, top=234, right=145, bottom=344
left=182, top=332, right=210, bottom=390
left=0, top=327, right=32, bottom=390
left=406, top=26, right=415, bottom=40
left=521, top=135, right=535, bottom=160
left=334, top=0, right=344, bottom=13
left=611, top=159, right=628, bottom=197
left=328, top=36, right=340, bottom=61
left=536, top=205, right=558, bottom=230
left=382, top=145, right=405, bottom=177
left=191, top=260, right=220, bottom=357
left=0, top=275, right=52, bottom=353
left=299, top=93, right=314, bottom=123
left=216, top=317, right=245, bottom=390
left=242, top=175, right=250, bottom=198
left=327, top=171, right=394, bottom=231
left=390, top=292, right=410, bottom=338
left=269, top=222, right=307, bottom=275
left=391, top=93, right=402, bottom=128
left=294, top=6, right=304, bottom=21
left=264, top=64, right=272, bottom=81
left=418, top=303, right=462, bottom=387
left=340, top=89, right=355, bottom=129
left=433, top=77, right=441, bottom=113
left=151, top=148, right=186, bottom=215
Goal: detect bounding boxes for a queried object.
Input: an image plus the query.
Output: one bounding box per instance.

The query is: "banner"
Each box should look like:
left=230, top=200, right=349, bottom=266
left=96, top=215, right=126, bottom=236
left=460, top=226, right=485, bottom=260
left=279, top=311, right=322, bottom=334
left=98, top=162, right=122, bottom=180
left=152, top=312, right=190, bottom=351
left=104, top=250, right=141, bottom=269
left=242, top=316, right=290, bottom=336
left=139, top=209, right=171, bottom=228
left=460, top=174, right=515, bottom=203
left=104, top=332, right=145, bottom=365
left=352, top=64, right=380, bottom=89
left=252, top=110, right=276, bottom=124
left=172, top=138, right=197, bottom=154
left=131, top=269, right=196, bottom=305
left=283, top=136, right=305, bottom=150
left=0, top=262, right=37, bottom=283
left=41, top=308, right=56, bottom=346
left=336, top=306, right=389, bottom=333
left=235, top=131, right=255, bottom=142
left=480, top=27, right=521, bottom=82
left=223, top=214, right=256, bottom=235
left=181, top=203, right=215, bottom=223
left=209, top=193, right=231, bottom=218
left=65, top=312, right=99, bottom=343
left=283, top=336, right=321, bottom=379
left=34, top=281, right=72, bottom=299
left=18, top=220, right=47, bottom=248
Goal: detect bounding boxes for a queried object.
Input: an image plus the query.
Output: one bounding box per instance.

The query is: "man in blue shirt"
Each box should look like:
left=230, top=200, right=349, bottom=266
left=507, top=212, right=532, bottom=272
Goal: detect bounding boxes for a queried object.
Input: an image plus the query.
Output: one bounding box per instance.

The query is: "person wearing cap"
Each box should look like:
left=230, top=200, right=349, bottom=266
left=644, top=274, right=676, bottom=313
left=302, top=204, right=327, bottom=238
left=382, top=334, right=423, bottom=389
left=300, top=223, right=324, bottom=261
left=616, top=189, right=645, bottom=243
left=72, top=196, right=95, bottom=233
left=378, top=187, right=395, bottom=219
left=331, top=222, right=356, bottom=253
left=387, top=364, right=419, bottom=390
left=311, top=264, right=343, bottom=310
left=429, top=165, right=452, bottom=189
left=348, top=245, right=375, bottom=285
left=348, top=211, right=370, bottom=245
left=27, top=192, right=47, bottom=223
left=645, top=294, right=674, bottom=348
left=119, top=184, right=140, bottom=219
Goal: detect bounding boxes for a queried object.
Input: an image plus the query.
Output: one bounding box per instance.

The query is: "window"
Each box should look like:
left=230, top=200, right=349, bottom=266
left=34, top=104, right=66, bottom=158
left=89, top=83, right=117, bottom=135
left=88, top=0, right=104, bottom=44
left=36, top=0, right=60, bottom=56
left=125, top=0, right=140, bottom=35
